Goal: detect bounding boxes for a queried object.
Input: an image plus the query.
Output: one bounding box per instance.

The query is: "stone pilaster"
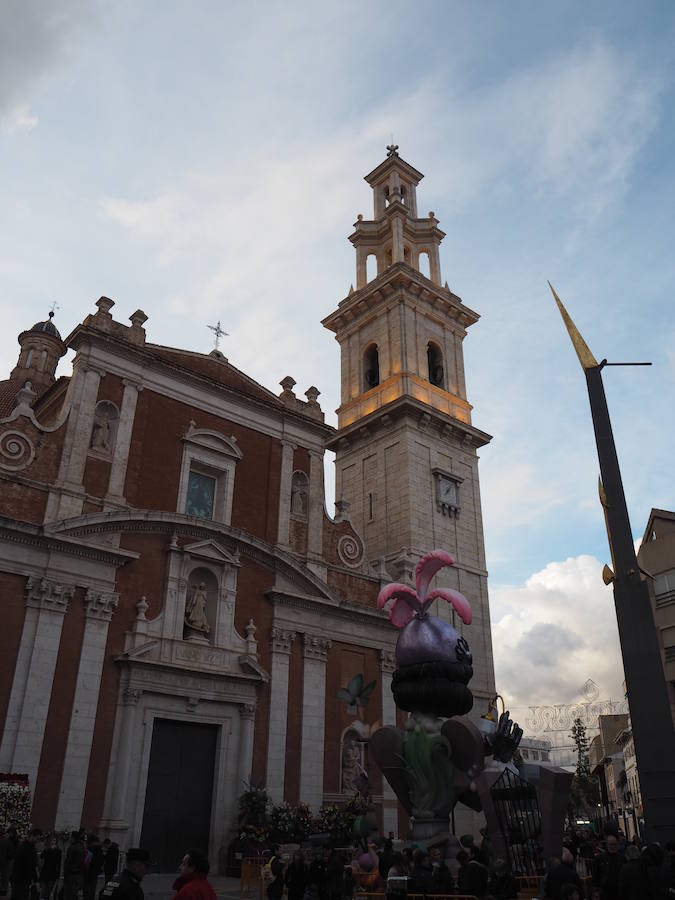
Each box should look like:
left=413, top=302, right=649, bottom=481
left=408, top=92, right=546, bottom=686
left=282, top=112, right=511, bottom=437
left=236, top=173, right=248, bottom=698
left=0, top=578, right=75, bottom=791
left=55, top=589, right=118, bottom=829
left=106, top=379, right=142, bottom=501
left=238, top=703, right=257, bottom=789
left=277, top=441, right=296, bottom=547
left=100, top=687, right=142, bottom=834
left=266, top=627, right=296, bottom=803
left=307, top=451, right=325, bottom=575
left=378, top=647, right=398, bottom=836
left=300, top=633, right=331, bottom=811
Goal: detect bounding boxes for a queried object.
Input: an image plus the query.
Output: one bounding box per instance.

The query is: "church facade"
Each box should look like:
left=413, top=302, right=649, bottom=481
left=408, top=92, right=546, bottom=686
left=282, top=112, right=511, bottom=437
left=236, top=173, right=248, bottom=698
left=0, top=151, right=494, bottom=866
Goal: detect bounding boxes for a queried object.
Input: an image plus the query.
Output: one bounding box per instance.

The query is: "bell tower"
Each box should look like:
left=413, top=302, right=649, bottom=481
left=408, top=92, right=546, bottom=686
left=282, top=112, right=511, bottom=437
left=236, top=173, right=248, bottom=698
left=322, top=148, right=495, bottom=707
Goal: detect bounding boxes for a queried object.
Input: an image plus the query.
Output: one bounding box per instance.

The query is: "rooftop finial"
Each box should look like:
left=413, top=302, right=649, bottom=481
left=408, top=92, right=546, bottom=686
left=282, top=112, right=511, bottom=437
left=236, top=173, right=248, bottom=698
left=48, top=301, right=59, bottom=319
left=207, top=319, right=229, bottom=351
left=386, top=142, right=399, bottom=158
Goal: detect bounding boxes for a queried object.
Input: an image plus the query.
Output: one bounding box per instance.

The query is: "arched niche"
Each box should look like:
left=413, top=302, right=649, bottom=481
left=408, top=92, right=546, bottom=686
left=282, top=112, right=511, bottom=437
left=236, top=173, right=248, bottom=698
left=184, top=566, right=219, bottom=643
left=363, top=344, right=379, bottom=391
left=427, top=341, right=445, bottom=388
left=89, top=400, right=120, bottom=457
left=290, top=470, right=309, bottom=519
left=340, top=725, right=367, bottom=795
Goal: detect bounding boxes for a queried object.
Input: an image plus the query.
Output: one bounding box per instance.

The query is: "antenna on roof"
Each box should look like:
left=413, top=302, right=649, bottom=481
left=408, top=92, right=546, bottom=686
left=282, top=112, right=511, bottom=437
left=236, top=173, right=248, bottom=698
left=207, top=320, right=228, bottom=351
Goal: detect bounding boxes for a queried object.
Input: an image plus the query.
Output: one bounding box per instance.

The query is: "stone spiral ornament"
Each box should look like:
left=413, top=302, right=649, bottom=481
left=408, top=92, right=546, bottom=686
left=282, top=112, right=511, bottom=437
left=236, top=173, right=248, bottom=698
left=0, top=430, right=35, bottom=471
left=338, top=533, right=364, bottom=567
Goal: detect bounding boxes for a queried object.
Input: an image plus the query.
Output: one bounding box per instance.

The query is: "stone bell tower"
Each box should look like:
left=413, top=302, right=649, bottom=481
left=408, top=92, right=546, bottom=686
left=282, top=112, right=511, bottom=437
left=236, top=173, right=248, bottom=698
left=322, top=147, right=496, bottom=706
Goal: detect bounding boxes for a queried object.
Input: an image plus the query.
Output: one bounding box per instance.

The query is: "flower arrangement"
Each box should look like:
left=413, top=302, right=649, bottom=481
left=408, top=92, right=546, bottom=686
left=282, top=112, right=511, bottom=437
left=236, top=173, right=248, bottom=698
left=0, top=776, right=31, bottom=837
left=237, top=784, right=270, bottom=841
left=269, top=801, right=312, bottom=842
left=315, top=796, right=367, bottom=842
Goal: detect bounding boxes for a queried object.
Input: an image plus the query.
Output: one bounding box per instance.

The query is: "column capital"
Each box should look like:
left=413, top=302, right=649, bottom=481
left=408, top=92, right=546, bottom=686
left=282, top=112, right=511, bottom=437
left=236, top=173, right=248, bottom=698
left=122, top=687, right=142, bottom=705
left=280, top=439, right=297, bottom=451
left=122, top=378, right=143, bottom=391
left=83, top=589, right=119, bottom=621
left=303, top=633, right=332, bottom=661
left=25, top=577, right=75, bottom=614
left=308, top=448, right=324, bottom=462
left=271, top=626, right=296, bottom=654
left=378, top=647, right=396, bottom=674
left=241, top=703, right=257, bottom=721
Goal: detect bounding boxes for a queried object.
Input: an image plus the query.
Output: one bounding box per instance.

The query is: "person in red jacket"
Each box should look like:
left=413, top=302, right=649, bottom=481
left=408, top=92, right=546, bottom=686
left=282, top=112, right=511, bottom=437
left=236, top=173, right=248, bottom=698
left=174, top=850, right=216, bottom=900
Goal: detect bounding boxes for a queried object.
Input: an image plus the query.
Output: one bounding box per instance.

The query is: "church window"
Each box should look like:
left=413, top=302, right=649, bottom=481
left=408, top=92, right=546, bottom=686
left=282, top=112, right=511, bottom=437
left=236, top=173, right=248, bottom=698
left=400, top=185, right=407, bottom=206
left=419, top=251, right=431, bottom=278
left=24, top=350, right=33, bottom=368
left=363, top=344, right=379, bottom=391
left=368, top=491, right=374, bottom=521
left=366, top=254, right=377, bottom=283
left=185, top=470, right=217, bottom=519
left=404, top=245, right=411, bottom=264
left=177, top=425, right=242, bottom=525
left=427, top=342, right=444, bottom=387
left=384, top=186, right=390, bottom=207
left=40, top=350, right=47, bottom=371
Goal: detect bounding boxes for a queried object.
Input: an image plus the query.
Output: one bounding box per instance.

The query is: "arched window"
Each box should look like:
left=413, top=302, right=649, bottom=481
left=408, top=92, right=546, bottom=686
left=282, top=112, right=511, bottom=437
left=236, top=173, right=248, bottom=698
left=24, top=349, right=33, bottom=368
left=363, top=344, right=379, bottom=391
left=427, top=342, right=444, bottom=388
left=366, top=254, right=377, bottom=283
left=419, top=251, right=431, bottom=278
left=403, top=245, right=411, bottom=264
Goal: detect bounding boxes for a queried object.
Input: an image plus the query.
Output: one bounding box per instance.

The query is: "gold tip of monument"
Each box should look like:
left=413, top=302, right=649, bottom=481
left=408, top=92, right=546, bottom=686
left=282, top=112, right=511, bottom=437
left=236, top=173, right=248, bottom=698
left=548, top=281, right=599, bottom=371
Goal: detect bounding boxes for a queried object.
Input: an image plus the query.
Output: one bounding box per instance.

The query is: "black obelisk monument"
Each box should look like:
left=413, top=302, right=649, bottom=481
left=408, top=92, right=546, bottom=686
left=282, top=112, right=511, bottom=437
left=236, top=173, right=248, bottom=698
left=551, top=283, right=675, bottom=843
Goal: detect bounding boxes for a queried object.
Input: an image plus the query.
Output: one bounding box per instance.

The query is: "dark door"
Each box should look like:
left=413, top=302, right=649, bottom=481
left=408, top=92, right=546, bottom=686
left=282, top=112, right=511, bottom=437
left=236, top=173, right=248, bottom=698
left=140, top=719, right=218, bottom=872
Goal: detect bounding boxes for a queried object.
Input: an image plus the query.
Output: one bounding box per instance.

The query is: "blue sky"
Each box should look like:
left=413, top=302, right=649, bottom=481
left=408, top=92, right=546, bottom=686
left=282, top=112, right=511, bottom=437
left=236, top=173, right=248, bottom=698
left=2, top=0, right=674, bottom=714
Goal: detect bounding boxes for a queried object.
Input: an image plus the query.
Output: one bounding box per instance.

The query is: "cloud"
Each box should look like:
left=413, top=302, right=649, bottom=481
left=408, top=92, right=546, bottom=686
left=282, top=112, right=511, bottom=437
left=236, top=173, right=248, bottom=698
left=1, top=105, right=38, bottom=135
left=0, top=0, right=98, bottom=123
left=491, top=554, right=624, bottom=713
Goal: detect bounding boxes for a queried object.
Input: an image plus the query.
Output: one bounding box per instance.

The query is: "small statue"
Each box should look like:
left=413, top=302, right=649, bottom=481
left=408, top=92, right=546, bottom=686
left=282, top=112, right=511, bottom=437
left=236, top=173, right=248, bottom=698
left=185, top=582, right=210, bottom=634
left=291, top=474, right=308, bottom=516
left=341, top=737, right=366, bottom=794
left=91, top=410, right=111, bottom=451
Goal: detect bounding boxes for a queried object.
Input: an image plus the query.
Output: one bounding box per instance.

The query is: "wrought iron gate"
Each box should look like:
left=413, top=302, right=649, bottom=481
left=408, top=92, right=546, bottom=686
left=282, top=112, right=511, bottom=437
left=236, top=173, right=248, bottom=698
left=491, top=767, right=541, bottom=874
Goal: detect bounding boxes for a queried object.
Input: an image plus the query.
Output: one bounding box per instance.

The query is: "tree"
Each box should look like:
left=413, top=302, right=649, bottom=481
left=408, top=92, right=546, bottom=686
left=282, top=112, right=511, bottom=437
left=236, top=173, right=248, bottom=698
left=569, top=717, right=599, bottom=814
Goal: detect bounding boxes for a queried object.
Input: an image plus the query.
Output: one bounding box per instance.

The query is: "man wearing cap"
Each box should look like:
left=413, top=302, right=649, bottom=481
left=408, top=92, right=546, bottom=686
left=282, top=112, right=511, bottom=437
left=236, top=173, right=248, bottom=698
left=101, top=848, right=150, bottom=900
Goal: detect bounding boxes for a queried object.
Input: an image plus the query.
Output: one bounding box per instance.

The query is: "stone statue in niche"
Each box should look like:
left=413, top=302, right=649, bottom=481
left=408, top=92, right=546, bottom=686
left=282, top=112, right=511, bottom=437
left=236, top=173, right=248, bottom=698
left=291, top=473, right=308, bottom=517
left=90, top=408, right=111, bottom=451
left=185, top=582, right=210, bottom=635
left=341, top=735, right=366, bottom=795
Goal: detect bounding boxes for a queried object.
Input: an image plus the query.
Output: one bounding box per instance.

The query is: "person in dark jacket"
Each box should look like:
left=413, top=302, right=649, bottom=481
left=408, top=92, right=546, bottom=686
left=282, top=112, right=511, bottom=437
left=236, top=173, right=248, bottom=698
left=457, top=847, right=489, bottom=900
left=593, top=835, right=624, bottom=900
left=325, top=851, right=344, bottom=900
left=545, top=850, right=583, bottom=899
left=266, top=846, right=285, bottom=900
left=618, top=844, right=643, bottom=900
left=488, top=858, right=519, bottom=900
left=63, top=832, right=85, bottom=900
left=84, top=835, right=104, bottom=900
left=0, top=828, right=16, bottom=897
left=39, top=836, right=62, bottom=900
left=101, top=848, right=149, bottom=900
left=103, top=842, right=120, bottom=883
left=285, top=850, right=307, bottom=900
left=10, top=829, right=42, bottom=900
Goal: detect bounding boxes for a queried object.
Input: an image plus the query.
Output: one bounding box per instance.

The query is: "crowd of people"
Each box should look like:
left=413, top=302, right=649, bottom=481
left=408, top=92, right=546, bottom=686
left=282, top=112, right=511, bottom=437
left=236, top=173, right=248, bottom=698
left=0, top=828, right=119, bottom=900
left=262, top=828, right=675, bottom=900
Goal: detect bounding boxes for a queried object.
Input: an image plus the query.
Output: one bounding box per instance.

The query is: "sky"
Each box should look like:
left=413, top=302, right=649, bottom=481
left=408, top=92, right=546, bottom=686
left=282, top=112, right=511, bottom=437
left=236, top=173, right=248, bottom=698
left=2, top=0, right=675, bottom=724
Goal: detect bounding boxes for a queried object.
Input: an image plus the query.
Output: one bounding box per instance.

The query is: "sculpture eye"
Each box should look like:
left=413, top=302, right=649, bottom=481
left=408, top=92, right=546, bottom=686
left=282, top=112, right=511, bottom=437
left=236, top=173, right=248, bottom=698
left=456, top=636, right=472, bottom=663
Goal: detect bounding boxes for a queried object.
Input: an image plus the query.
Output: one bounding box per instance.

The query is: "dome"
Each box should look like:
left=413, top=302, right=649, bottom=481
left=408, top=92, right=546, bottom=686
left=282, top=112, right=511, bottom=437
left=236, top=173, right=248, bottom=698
left=28, top=313, right=62, bottom=341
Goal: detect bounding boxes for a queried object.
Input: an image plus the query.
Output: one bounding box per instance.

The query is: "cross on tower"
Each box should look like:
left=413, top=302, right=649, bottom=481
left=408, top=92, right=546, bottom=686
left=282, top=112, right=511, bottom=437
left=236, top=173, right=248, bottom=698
left=48, top=301, right=60, bottom=319
left=207, top=320, right=229, bottom=350
left=386, top=143, right=399, bottom=158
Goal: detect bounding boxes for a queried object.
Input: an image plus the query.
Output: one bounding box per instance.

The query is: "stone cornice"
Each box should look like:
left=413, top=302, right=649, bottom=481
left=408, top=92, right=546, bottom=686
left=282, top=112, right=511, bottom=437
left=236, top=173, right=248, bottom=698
left=322, top=263, right=478, bottom=334
left=325, top=395, right=492, bottom=453
left=268, top=587, right=394, bottom=631
left=0, top=518, right=139, bottom=567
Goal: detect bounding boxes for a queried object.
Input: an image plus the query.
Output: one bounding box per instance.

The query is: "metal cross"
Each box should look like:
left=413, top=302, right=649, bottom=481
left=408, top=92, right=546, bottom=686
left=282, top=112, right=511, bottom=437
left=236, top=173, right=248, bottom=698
left=48, top=301, right=60, bottom=318
left=207, top=320, right=229, bottom=350
left=386, top=143, right=399, bottom=158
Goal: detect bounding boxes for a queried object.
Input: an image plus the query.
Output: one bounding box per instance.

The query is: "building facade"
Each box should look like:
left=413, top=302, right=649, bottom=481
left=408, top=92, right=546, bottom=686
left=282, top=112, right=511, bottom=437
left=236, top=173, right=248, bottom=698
left=0, top=151, right=495, bottom=866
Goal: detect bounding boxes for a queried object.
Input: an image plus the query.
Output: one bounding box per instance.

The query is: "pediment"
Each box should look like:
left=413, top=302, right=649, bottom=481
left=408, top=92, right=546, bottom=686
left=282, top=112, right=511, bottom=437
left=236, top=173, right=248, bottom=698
left=183, top=425, right=243, bottom=459
left=182, top=539, right=240, bottom=566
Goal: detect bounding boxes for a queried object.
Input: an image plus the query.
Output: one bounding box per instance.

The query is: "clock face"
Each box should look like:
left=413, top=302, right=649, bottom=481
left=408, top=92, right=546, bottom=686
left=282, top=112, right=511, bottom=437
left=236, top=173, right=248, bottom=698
left=439, top=477, right=457, bottom=504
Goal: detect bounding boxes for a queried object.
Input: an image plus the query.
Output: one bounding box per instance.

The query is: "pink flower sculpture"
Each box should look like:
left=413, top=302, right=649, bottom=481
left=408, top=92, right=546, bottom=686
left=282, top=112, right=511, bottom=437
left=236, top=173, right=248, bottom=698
left=377, top=549, right=472, bottom=628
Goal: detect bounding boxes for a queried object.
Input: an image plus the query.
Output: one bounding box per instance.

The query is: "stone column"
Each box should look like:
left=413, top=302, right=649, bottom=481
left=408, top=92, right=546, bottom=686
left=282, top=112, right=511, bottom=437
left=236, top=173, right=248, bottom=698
left=100, top=687, right=142, bottom=836
left=378, top=648, right=398, bottom=837
left=300, top=634, right=331, bottom=812
left=55, top=589, right=119, bottom=830
left=0, top=578, right=74, bottom=791
left=429, top=245, right=442, bottom=286
left=391, top=216, right=404, bottom=263
left=266, top=628, right=296, bottom=804
left=307, top=451, right=324, bottom=569
left=106, top=379, right=142, bottom=502
left=238, top=703, right=257, bottom=789
left=276, top=441, right=296, bottom=547
left=356, top=248, right=367, bottom=290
